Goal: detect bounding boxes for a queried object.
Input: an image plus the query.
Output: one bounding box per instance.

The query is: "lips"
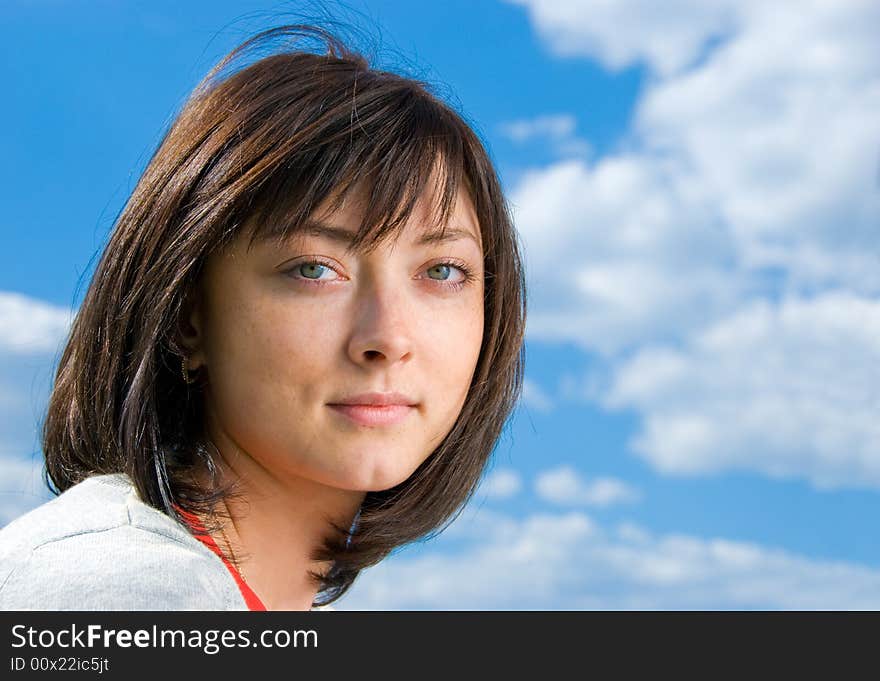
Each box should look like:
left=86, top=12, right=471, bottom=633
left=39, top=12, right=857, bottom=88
left=327, top=404, right=415, bottom=427
left=327, top=391, right=419, bottom=427
left=328, top=391, right=417, bottom=407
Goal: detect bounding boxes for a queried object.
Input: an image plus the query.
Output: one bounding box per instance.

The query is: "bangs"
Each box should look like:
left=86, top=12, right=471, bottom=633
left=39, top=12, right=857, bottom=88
left=239, top=81, right=471, bottom=258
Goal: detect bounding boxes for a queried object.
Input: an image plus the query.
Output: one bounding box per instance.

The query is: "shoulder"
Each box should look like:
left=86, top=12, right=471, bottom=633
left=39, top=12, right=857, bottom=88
left=0, top=473, right=247, bottom=610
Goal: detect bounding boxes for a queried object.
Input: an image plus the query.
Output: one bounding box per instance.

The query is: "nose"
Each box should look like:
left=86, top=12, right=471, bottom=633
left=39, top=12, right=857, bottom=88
left=346, top=274, right=414, bottom=365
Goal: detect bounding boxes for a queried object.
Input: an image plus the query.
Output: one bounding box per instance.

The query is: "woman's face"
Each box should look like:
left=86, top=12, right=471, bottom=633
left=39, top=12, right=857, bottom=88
left=185, top=185, right=484, bottom=493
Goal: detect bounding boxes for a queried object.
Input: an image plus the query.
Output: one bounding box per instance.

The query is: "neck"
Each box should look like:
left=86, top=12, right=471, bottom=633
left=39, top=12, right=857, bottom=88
left=193, top=442, right=365, bottom=611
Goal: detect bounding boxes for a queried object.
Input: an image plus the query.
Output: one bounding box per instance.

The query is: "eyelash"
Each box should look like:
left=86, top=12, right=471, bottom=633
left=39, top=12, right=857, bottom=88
left=284, top=257, right=477, bottom=292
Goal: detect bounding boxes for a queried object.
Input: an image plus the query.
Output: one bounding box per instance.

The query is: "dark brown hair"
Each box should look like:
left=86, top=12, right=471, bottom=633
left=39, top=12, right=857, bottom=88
left=41, top=24, right=526, bottom=607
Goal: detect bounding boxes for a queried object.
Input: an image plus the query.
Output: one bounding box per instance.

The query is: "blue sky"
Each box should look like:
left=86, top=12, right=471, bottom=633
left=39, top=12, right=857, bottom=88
left=2, top=0, right=879, bottom=609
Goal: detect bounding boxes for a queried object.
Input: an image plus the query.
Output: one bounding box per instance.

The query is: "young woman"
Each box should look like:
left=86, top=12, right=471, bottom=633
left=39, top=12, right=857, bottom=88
left=0, top=24, right=526, bottom=610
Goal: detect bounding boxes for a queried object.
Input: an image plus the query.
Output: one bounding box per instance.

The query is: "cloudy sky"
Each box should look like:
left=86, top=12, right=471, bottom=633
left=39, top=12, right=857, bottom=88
left=2, top=0, right=878, bottom=609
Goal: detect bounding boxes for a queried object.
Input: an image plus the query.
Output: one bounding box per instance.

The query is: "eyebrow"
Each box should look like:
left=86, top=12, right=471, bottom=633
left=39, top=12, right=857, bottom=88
left=300, top=219, right=481, bottom=249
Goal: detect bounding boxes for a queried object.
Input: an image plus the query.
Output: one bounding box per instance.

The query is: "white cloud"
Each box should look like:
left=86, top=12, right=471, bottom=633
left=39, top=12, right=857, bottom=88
left=535, top=465, right=640, bottom=507
left=0, top=385, right=20, bottom=410
left=506, top=0, right=879, bottom=357
left=0, top=292, right=74, bottom=511
left=505, top=0, right=879, bottom=491
left=521, top=378, right=555, bottom=412
left=0, top=291, right=73, bottom=354
left=514, top=156, right=741, bottom=356
left=498, top=113, right=592, bottom=159
left=504, top=0, right=741, bottom=78
left=500, top=113, right=577, bottom=142
left=0, top=456, right=54, bottom=527
left=340, top=509, right=596, bottom=609
left=634, top=0, right=880, bottom=293
left=338, top=504, right=880, bottom=609
left=479, top=468, right=523, bottom=500
left=600, top=292, right=880, bottom=490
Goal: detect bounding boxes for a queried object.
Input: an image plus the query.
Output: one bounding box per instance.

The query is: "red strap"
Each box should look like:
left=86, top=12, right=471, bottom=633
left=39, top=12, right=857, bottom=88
left=174, top=505, right=267, bottom=611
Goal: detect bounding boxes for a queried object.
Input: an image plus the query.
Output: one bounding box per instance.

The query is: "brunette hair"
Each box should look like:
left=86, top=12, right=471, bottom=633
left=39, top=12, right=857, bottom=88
left=42, top=24, right=526, bottom=606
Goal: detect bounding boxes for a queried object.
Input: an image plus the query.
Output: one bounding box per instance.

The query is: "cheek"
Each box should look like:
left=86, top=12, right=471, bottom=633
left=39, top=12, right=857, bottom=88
left=203, top=295, right=338, bottom=415
left=423, top=303, right=484, bottom=413
left=254, top=302, right=337, bottom=373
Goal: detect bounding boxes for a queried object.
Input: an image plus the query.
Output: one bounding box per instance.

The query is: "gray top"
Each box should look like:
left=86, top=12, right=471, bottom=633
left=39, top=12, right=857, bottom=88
left=0, top=472, right=251, bottom=610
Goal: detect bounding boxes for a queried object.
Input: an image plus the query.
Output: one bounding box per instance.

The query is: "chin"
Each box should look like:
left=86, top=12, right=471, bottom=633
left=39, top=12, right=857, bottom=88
left=331, top=461, right=420, bottom=493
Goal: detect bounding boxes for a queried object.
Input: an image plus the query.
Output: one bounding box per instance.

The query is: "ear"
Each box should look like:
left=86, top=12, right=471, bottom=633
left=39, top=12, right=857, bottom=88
left=177, top=289, right=206, bottom=371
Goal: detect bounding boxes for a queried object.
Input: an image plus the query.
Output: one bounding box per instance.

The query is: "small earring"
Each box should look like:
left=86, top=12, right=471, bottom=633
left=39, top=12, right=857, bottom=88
left=181, top=357, right=196, bottom=384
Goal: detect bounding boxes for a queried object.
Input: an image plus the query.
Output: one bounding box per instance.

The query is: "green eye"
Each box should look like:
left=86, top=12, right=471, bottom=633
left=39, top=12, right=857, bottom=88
left=298, top=263, right=327, bottom=280
left=427, top=264, right=452, bottom=280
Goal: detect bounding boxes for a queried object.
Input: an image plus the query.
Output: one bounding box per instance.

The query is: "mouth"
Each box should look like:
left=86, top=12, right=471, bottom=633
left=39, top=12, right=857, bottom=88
left=327, top=404, right=415, bottom=427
